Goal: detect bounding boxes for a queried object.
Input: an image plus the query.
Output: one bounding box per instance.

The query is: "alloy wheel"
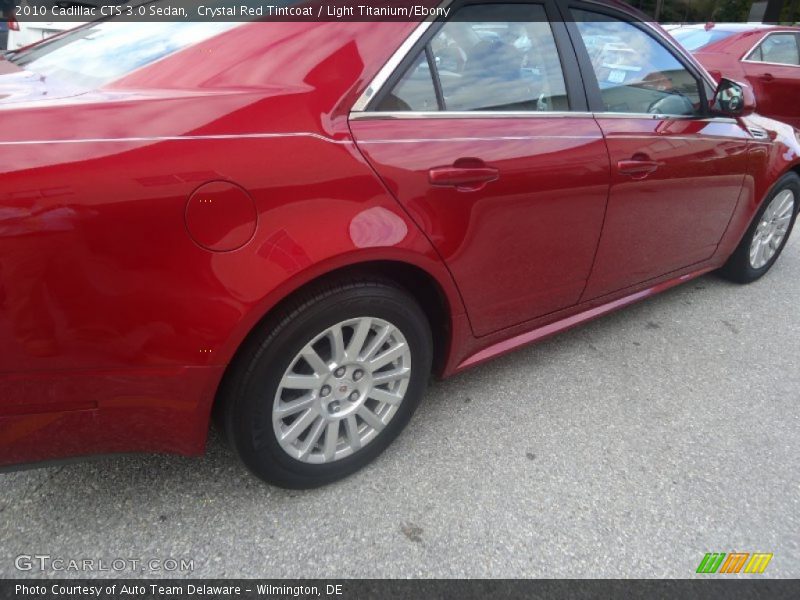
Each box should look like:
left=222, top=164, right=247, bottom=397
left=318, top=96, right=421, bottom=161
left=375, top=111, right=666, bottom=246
left=750, top=189, right=796, bottom=270
left=273, top=317, right=412, bottom=464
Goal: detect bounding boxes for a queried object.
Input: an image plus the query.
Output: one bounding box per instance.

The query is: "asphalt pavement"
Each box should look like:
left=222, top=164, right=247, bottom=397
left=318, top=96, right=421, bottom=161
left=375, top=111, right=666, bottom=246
left=2, top=236, right=799, bottom=579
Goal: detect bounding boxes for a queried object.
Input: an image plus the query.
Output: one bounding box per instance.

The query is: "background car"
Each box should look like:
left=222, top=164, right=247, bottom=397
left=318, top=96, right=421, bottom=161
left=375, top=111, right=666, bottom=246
left=1, top=2, right=799, bottom=489
left=672, top=23, right=800, bottom=127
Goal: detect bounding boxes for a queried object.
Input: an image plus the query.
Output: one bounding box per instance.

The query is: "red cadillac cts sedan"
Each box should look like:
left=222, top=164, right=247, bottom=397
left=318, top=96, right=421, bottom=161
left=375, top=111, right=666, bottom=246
left=672, top=23, right=800, bottom=128
left=1, top=1, right=799, bottom=488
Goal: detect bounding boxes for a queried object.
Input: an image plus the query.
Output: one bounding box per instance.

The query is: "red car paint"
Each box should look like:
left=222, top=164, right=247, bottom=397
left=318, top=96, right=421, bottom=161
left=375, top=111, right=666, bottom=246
left=1, top=10, right=799, bottom=469
left=672, top=24, right=800, bottom=128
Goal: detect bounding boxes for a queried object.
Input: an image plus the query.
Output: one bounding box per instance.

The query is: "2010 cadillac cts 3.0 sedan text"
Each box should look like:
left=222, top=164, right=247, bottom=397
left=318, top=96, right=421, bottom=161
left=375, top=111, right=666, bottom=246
left=1, top=1, right=799, bottom=488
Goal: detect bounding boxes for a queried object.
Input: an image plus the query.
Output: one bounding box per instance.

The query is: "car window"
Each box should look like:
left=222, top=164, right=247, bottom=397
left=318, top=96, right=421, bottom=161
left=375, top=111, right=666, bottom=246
left=573, top=10, right=703, bottom=116
left=748, top=33, right=800, bottom=66
left=375, top=3, right=570, bottom=112
left=671, top=28, right=737, bottom=52
left=379, top=50, right=439, bottom=111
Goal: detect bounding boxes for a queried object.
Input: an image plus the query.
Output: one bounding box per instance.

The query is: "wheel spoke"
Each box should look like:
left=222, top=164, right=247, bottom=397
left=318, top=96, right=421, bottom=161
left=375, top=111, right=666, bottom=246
left=371, top=367, right=411, bottom=386
left=280, top=373, right=321, bottom=390
left=345, top=318, right=372, bottom=362
left=362, top=324, right=393, bottom=362
left=775, top=191, right=794, bottom=217
left=758, top=239, right=770, bottom=267
left=754, top=240, right=764, bottom=268
left=345, top=415, right=361, bottom=451
left=300, top=346, right=329, bottom=375
left=298, top=416, right=326, bottom=458
left=357, top=406, right=385, bottom=432
left=329, top=325, right=346, bottom=364
left=368, top=387, right=404, bottom=406
left=274, top=392, right=316, bottom=417
left=369, top=343, right=407, bottom=371
left=776, top=202, right=793, bottom=219
left=323, top=421, right=339, bottom=461
left=280, top=407, right=318, bottom=443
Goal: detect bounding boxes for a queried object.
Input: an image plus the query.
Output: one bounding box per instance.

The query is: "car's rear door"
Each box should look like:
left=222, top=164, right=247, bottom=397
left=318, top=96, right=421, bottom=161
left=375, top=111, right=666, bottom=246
left=563, top=3, right=751, bottom=300
left=740, top=31, right=800, bottom=128
left=350, top=1, right=611, bottom=336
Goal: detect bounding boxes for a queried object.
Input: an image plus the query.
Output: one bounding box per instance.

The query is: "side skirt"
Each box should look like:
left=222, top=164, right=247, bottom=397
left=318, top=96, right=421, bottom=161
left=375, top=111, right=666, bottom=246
left=455, top=265, right=715, bottom=372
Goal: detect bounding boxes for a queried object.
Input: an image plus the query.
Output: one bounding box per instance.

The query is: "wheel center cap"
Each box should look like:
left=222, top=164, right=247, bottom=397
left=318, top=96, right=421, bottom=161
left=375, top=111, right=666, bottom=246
left=331, top=379, right=356, bottom=400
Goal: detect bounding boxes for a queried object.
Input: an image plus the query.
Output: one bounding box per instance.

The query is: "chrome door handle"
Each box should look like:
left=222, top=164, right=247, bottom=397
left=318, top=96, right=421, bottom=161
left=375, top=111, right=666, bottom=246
left=618, top=159, right=660, bottom=179
left=429, top=159, right=499, bottom=192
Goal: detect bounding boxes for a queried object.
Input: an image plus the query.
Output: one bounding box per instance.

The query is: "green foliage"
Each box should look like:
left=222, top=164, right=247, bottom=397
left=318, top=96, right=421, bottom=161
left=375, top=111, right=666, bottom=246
left=625, top=0, right=759, bottom=22
left=713, top=0, right=753, bottom=21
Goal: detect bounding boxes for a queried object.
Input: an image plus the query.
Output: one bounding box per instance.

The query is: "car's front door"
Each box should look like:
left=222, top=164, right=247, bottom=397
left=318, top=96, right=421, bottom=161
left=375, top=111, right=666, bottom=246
left=350, top=2, right=611, bottom=336
left=566, top=5, right=752, bottom=300
left=740, top=31, right=800, bottom=128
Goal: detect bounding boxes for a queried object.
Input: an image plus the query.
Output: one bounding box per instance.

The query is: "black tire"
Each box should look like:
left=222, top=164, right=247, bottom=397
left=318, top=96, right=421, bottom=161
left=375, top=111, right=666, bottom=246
left=220, top=278, right=433, bottom=489
left=718, top=172, right=799, bottom=284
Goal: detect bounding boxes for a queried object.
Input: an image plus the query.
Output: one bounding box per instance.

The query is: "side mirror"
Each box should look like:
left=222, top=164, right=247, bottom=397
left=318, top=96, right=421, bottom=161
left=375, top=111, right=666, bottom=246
left=712, top=78, right=756, bottom=117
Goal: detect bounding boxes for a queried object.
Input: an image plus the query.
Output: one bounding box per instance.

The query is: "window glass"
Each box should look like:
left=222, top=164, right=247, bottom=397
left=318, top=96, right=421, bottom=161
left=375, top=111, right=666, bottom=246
left=376, top=3, right=570, bottom=112
left=671, top=28, right=736, bottom=52
left=376, top=50, right=439, bottom=111
left=574, top=10, right=702, bottom=116
left=750, top=33, right=800, bottom=66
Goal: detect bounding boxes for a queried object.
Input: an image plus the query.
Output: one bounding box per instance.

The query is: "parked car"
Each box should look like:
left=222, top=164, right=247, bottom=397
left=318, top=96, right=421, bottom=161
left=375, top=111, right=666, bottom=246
left=1, top=1, right=799, bottom=488
left=671, top=23, right=800, bottom=128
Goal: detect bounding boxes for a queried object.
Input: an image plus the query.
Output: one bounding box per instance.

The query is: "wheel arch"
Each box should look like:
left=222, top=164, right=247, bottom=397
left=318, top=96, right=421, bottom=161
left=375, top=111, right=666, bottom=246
left=207, top=256, right=462, bottom=432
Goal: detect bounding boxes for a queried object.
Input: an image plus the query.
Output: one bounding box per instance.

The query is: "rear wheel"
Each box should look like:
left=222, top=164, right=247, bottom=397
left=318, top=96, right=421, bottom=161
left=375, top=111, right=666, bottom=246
left=221, top=279, right=433, bottom=488
left=719, top=173, right=799, bottom=283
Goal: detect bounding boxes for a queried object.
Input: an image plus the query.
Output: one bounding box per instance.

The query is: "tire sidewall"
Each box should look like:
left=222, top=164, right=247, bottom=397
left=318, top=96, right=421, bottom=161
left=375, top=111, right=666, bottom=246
left=229, top=285, right=432, bottom=488
left=735, top=173, right=800, bottom=281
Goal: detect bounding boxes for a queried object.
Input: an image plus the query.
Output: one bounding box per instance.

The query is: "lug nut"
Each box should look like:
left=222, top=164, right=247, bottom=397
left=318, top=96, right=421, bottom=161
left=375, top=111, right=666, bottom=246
left=353, top=369, right=364, bottom=381
left=334, top=367, right=346, bottom=378
left=349, top=391, right=360, bottom=402
left=320, top=385, right=331, bottom=397
left=329, top=400, right=340, bottom=414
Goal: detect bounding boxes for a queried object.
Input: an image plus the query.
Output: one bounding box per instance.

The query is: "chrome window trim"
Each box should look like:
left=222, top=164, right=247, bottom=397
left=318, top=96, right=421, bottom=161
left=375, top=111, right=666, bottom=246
left=594, top=112, right=738, bottom=123
left=742, top=30, right=800, bottom=67
left=742, top=58, right=800, bottom=68
left=351, top=5, right=447, bottom=112
left=350, top=110, right=738, bottom=124
left=350, top=110, right=594, bottom=120
left=357, top=135, right=602, bottom=144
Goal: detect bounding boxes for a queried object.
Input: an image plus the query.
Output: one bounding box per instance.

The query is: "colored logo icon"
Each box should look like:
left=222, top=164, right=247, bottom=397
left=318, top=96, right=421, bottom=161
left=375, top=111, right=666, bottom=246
left=696, top=553, right=773, bottom=574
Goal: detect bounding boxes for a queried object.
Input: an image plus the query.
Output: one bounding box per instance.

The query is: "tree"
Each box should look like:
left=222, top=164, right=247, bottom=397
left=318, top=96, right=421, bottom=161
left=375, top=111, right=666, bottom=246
left=714, top=0, right=752, bottom=21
